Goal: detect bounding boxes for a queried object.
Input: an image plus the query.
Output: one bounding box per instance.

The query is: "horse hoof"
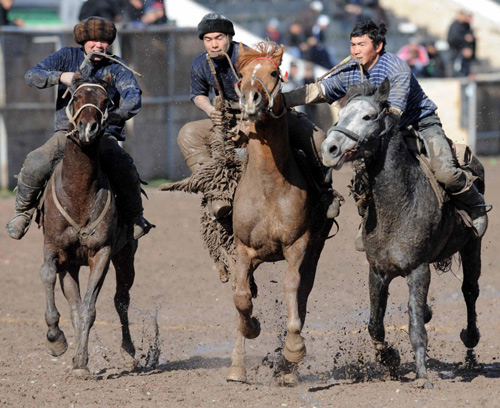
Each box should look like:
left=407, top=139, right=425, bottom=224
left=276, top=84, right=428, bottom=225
left=460, top=328, right=480, bottom=349
left=242, top=317, right=261, bottom=339
left=226, top=366, right=247, bottom=383
left=284, top=336, right=306, bottom=363
left=278, top=372, right=298, bottom=387
left=72, top=368, right=91, bottom=378
left=413, top=378, right=434, bottom=389
left=120, top=347, right=139, bottom=371
left=45, top=333, right=68, bottom=357
left=378, top=346, right=401, bottom=368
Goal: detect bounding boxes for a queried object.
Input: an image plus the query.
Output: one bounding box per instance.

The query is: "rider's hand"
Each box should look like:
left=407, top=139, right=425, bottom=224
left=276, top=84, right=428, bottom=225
left=60, top=72, right=75, bottom=86
left=105, top=112, right=121, bottom=127
left=210, top=109, right=224, bottom=126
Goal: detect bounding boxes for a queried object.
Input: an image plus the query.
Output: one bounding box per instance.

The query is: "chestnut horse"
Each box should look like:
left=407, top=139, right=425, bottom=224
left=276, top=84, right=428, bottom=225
left=228, top=42, right=333, bottom=385
left=40, top=73, right=137, bottom=376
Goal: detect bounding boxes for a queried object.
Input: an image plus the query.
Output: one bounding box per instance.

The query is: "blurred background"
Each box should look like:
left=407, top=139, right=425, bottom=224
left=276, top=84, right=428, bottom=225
left=1, top=0, right=500, bottom=189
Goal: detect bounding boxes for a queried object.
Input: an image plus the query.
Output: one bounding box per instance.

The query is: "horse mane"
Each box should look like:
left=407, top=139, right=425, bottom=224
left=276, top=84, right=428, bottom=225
left=236, top=41, right=282, bottom=71
left=340, top=82, right=391, bottom=112
left=71, top=74, right=110, bottom=92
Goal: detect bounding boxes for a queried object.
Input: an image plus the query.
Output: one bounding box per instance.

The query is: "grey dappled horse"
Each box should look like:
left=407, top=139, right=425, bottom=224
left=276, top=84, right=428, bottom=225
left=321, top=79, right=485, bottom=388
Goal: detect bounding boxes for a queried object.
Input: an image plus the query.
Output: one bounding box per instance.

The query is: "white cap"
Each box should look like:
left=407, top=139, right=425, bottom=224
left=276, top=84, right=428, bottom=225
left=310, top=1, right=324, bottom=12
left=317, top=14, right=330, bottom=26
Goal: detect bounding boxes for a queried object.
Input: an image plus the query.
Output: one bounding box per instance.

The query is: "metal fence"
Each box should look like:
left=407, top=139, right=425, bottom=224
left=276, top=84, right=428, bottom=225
left=0, top=26, right=205, bottom=190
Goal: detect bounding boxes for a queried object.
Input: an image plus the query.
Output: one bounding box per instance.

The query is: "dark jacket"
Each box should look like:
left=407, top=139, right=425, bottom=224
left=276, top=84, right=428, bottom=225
left=25, top=46, right=142, bottom=140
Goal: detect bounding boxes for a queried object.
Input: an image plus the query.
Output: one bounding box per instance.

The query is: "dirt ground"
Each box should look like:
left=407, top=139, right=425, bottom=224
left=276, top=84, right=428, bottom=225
left=1, top=159, right=500, bottom=408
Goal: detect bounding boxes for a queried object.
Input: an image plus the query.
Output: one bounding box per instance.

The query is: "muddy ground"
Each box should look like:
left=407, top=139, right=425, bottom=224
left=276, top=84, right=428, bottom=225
left=1, top=159, right=500, bottom=408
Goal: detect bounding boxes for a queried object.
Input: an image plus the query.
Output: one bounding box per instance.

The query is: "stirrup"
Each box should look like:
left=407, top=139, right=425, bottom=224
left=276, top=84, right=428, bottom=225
left=6, top=212, right=33, bottom=240
left=131, top=216, right=155, bottom=240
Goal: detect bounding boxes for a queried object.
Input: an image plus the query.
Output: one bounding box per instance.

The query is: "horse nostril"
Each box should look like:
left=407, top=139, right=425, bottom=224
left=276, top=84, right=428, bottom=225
left=329, top=144, right=338, bottom=155
left=90, top=122, right=99, bottom=133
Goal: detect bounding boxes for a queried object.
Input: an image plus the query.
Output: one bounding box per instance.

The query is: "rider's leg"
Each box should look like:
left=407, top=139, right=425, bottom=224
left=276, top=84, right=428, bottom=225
left=287, top=110, right=343, bottom=219
left=99, top=135, right=154, bottom=240
left=416, top=113, right=488, bottom=237
left=177, top=119, right=231, bottom=219
left=6, top=131, right=66, bottom=240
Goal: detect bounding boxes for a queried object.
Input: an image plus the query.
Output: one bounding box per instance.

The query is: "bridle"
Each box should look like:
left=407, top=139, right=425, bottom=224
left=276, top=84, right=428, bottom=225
left=329, top=96, right=392, bottom=148
left=235, top=57, right=287, bottom=119
left=65, top=83, right=110, bottom=134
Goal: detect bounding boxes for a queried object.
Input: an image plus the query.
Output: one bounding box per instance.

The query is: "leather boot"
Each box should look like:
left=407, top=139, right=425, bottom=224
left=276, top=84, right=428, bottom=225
left=106, top=157, right=155, bottom=241
left=354, top=223, right=365, bottom=252
left=452, top=184, right=489, bottom=238
left=6, top=181, right=42, bottom=240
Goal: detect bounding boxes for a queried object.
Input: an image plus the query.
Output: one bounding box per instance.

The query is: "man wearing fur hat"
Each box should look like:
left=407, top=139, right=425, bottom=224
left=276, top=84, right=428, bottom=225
left=177, top=13, right=341, bottom=220
left=6, top=16, right=154, bottom=241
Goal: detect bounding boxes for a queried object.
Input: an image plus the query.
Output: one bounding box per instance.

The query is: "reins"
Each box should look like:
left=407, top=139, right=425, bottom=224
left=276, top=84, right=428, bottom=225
left=235, top=56, right=287, bottom=119
left=65, top=83, right=110, bottom=135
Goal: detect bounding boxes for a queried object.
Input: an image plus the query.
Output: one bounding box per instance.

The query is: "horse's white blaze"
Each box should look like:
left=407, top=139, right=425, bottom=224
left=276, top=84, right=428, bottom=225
left=251, top=63, right=262, bottom=86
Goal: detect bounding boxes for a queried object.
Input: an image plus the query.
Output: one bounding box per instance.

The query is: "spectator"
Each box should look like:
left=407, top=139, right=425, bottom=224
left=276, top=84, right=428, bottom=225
left=299, top=1, right=324, bottom=37
left=397, top=37, right=429, bottom=78
left=311, top=14, right=338, bottom=67
left=422, top=41, right=446, bottom=78
left=447, top=10, right=476, bottom=77
left=284, top=21, right=308, bottom=59
left=126, top=0, right=167, bottom=28
left=343, top=0, right=387, bottom=27
left=0, top=0, right=24, bottom=26
left=79, top=0, right=121, bottom=22
left=265, top=18, right=281, bottom=43
left=282, top=61, right=302, bottom=93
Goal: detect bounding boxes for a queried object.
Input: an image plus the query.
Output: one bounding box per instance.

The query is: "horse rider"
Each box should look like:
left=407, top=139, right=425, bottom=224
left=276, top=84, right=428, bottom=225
left=6, top=16, right=154, bottom=241
left=283, top=20, right=488, bottom=250
left=177, top=12, right=342, bottom=219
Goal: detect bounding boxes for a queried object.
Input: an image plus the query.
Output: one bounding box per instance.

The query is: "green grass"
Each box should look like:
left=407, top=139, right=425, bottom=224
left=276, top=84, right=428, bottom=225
left=145, top=178, right=172, bottom=188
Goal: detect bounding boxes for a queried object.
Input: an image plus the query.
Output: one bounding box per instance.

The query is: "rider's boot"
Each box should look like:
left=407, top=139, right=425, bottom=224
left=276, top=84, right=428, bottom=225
left=452, top=184, right=489, bottom=238
left=320, top=168, right=343, bottom=219
left=6, top=180, right=42, bottom=240
left=187, top=153, right=232, bottom=219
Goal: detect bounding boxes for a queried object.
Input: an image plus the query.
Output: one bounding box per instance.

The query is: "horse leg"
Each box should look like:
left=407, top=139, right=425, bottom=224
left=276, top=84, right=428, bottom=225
left=459, top=239, right=481, bottom=349
left=233, top=246, right=260, bottom=339
left=112, top=241, right=138, bottom=370
left=368, top=267, right=400, bottom=376
left=40, top=253, right=68, bottom=357
left=59, top=266, right=82, bottom=351
left=227, top=246, right=259, bottom=383
left=72, top=247, right=111, bottom=376
left=226, top=327, right=247, bottom=382
left=282, top=240, right=309, bottom=365
left=406, top=263, right=433, bottom=389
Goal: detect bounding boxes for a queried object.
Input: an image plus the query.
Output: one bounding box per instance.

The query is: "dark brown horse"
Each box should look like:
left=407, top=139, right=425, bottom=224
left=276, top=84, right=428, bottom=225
left=40, top=73, right=137, bottom=377
left=227, top=42, right=333, bottom=385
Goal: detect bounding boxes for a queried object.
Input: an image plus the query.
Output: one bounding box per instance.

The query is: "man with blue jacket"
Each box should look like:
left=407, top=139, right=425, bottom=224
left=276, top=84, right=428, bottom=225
left=6, top=16, right=153, bottom=241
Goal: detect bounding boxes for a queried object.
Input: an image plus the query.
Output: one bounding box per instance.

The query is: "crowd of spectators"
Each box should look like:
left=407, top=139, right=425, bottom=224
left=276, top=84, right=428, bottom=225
left=78, top=0, right=167, bottom=28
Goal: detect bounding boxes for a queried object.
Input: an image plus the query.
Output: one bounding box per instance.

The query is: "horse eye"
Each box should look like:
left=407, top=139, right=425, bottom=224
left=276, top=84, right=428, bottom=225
left=270, top=71, right=278, bottom=78
left=363, top=115, right=371, bottom=121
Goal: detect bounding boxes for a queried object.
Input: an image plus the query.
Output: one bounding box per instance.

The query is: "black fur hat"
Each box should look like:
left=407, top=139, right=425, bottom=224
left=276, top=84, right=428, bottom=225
left=197, top=13, right=235, bottom=40
left=73, top=16, right=117, bottom=45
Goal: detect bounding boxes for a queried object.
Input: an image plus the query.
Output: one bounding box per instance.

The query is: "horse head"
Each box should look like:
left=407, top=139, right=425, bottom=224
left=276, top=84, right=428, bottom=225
left=321, top=78, right=393, bottom=169
left=236, top=42, right=287, bottom=120
left=66, top=72, right=111, bottom=145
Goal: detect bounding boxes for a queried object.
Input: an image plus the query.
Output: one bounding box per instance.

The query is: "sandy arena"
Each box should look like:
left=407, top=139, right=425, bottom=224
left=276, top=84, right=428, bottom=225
left=1, top=159, right=500, bottom=408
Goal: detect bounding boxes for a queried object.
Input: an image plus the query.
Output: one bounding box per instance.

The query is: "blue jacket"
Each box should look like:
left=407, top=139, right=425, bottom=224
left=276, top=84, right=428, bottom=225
left=25, top=46, right=142, bottom=141
left=320, top=51, right=437, bottom=128
left=190, top=42, right=241, bottom=102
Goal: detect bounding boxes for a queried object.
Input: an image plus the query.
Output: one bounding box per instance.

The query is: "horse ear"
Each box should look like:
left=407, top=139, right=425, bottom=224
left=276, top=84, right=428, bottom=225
left=273, top=44, right=284, bottom=67
left=375, top=77, right=391, bottom=102
left=71, top=71, right=82, bottom=90
left=103, top=72, right=112, bottom=90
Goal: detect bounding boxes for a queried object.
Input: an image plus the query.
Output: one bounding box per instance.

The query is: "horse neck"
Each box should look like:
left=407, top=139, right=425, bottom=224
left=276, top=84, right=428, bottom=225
left=366, top=127, right=418, bottom=212
left=247, top=113, right=290, bottom=180
left=60, top=134, right=101, bottom=197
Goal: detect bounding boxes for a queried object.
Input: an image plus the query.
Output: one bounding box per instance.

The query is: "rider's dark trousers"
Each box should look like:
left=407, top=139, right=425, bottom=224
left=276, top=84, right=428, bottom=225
left=17, top=130, right=143, bottom=218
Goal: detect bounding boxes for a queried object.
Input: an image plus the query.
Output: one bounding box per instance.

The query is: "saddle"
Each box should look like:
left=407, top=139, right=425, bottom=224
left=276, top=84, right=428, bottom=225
left=402, top=127, right=479, bottom=228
